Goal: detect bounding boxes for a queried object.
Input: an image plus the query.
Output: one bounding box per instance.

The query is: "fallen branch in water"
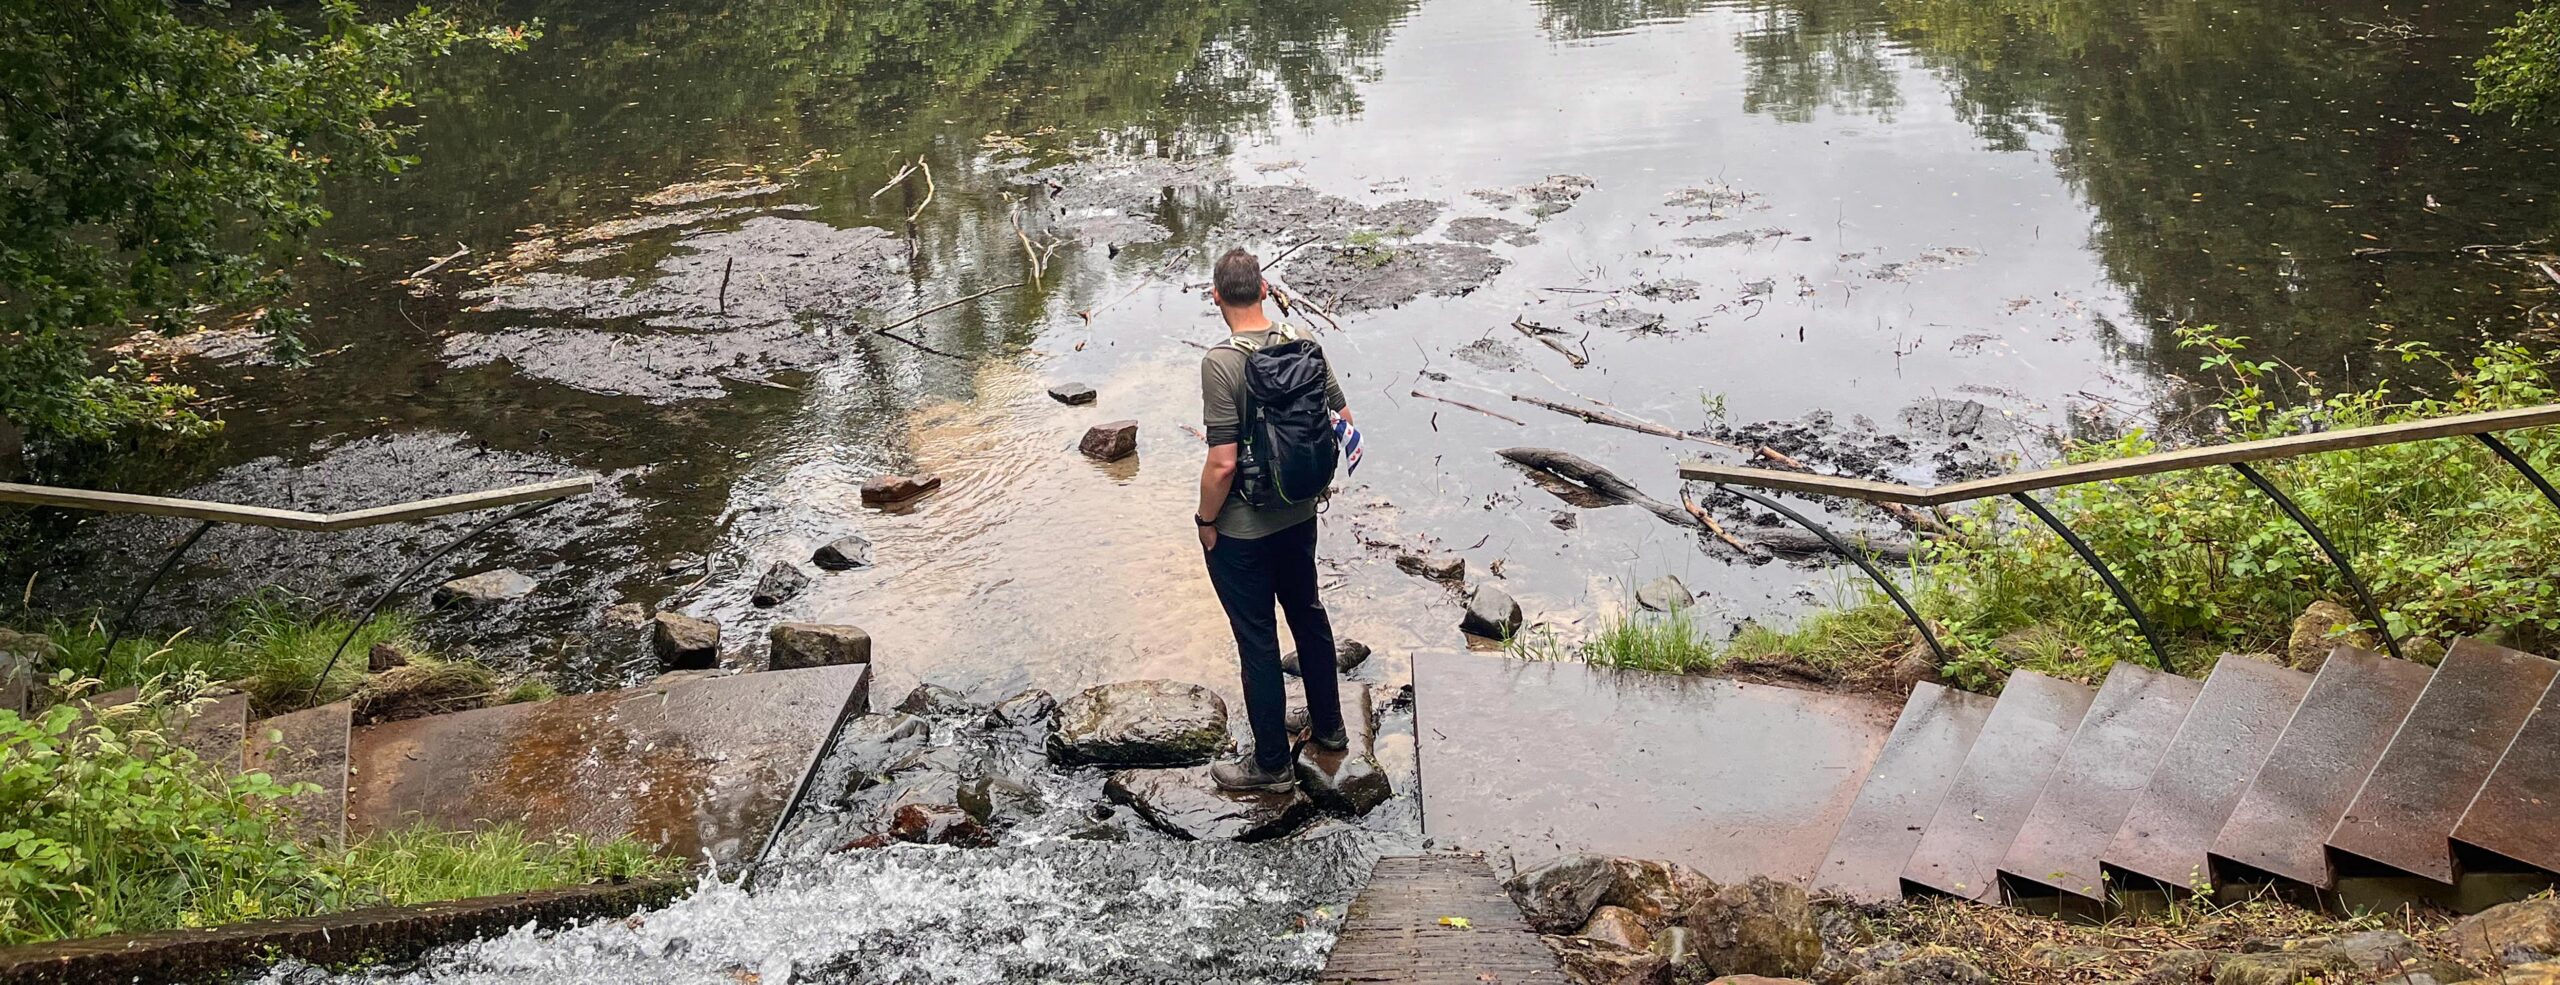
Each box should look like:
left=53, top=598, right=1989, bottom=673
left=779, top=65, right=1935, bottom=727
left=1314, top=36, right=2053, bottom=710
left=1508, top=393, right=1740, bottom=449
left=871, top=160, right=919, bottom=201
left=872, top=282, right=1024, bottom=335
left=1512, top=317, right=1589, bottom=368
left=1680, top=487, right=1757, bottom=555
left=1497, top=447, right=1697, bottom=528
left=908, top=158, right=936, bottom=223
left=875, top=329, right=968, bottom=360
left=2539, top=260, right=2560, bottom=289
left=404, top=243, right=471, bottom=282
left=1411, top=389, right=1526, bottom=425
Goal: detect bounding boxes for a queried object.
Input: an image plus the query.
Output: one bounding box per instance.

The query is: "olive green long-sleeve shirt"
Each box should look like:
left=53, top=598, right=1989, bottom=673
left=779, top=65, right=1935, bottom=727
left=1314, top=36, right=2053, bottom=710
left=1200, top=325, right=1346, bottom=539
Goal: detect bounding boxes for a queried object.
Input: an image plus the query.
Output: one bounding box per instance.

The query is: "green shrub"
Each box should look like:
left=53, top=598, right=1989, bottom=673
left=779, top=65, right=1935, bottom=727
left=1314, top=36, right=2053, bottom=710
left=1582, top=610, right=1722, bottom=674
left=43, top=591, right=426, bottom=715
left=0, top=698, right=329, bottom=943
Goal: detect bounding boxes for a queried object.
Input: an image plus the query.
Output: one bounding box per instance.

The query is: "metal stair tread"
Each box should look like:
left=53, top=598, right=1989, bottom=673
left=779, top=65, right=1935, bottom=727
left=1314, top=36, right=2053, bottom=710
left=2330, top=638, right=2559, bottom=883
left=2000, top=662, right=2204, bottom=901
left=244, top=701, right=353, bottom=848
left=2210, top=646, right=2431, bottom=888
left=1900, top=670, right=2096, bottom=901
left=2104, top=655, right=2314, bottom=890
left=2451, top=656, right=2560, bottom=875
left=1813, top=681, right=1999, bottom=902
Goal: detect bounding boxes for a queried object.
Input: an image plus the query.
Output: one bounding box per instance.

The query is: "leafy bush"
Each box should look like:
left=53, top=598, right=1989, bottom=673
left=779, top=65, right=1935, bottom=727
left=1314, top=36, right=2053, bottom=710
left=0, top=692, right=678, bottom=946
left=0, top=697, right=328, bottom=943
left=2478, top=1, right=2560, bottom=126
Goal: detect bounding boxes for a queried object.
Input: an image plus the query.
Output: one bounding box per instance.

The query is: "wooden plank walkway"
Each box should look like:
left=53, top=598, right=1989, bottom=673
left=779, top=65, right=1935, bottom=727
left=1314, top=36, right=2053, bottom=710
left=1319, top=854, right=1565, bottom=984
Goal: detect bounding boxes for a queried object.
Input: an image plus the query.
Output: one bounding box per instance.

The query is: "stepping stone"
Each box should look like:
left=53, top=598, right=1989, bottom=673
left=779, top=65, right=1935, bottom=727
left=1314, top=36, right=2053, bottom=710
left=2332, top=639, right=2558, bottom=884
left=2454, top=655, right=2560, bottom=875
left=1900, top=671, right=2095, bottom=901
left=245, top=701, right=353, bottom=847
left=1321, top=854, right=1568, bottom=984
left=2211, top=646, right=2431, bottom=888
left=1813, top=681, right=1998, bottom=902
left=1047, top=382, right=1097, bottom=405
left=2105, top=655, right=2315, bottom=890
left=2000, top=663, right=2203, bottom=901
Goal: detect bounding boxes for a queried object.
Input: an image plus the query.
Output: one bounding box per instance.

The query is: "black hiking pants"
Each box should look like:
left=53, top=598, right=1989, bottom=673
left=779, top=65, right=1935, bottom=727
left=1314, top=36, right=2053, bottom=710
left=1203, top=516, right=1344, bottom=771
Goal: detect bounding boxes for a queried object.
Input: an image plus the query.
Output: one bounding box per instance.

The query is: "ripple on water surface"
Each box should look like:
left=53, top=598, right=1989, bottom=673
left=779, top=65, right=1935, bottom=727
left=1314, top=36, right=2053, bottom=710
left=261, top=839, right=1385, bottom=985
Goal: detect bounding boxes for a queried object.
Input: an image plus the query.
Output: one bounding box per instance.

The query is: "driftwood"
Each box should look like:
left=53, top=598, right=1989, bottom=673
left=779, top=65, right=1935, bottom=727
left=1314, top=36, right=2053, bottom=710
left=1498, top=447, right=1698, bottom=528
left=404, top=243, right=471, bottom=282
left=1511, top=317, right=1589, bottom=368
left=872, top=282, right=1024, bottom=335
left=1413, top=390, right=1526, bottom=425
left=1680, top=488, right=1756, bottom=555
left=1509, top=394, right=1741, bottom=449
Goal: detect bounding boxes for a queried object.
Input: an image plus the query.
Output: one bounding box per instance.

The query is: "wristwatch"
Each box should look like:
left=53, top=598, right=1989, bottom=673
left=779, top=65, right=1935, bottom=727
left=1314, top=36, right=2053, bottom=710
left=1195, top=513, right=1217, bottom=527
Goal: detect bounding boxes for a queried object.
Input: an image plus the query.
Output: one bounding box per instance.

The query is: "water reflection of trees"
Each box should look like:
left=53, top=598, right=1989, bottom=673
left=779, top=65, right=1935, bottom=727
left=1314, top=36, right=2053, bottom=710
left=1545, top=0, right=2560, bottom=390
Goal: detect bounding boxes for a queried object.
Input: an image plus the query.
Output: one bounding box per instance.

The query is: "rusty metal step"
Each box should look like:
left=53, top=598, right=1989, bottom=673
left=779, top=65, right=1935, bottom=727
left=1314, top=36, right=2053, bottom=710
left=1900, top=671, right=2095, bottom=901
left=2000, top=663, right=2203, bottom=902
left=1321, top=854, right=1567, bottom=984
left=2330, top=639, right=2559, bottom=884
left=2452, top=656, right=2560, bottom=875
left=2210, top=646, right=2431, bottom=888
left=245, top=701, right=353, bottom=848
left=1812, top=682, right=1998, bottom=902
left=2104, top=655, right=2314, bottom=891
left=175, top=692, right=251, bottom=771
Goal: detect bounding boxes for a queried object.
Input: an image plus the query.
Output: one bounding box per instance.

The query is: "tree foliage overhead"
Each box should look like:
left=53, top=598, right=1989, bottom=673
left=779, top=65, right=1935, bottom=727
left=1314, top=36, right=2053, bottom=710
left=2477, top=1, right=2560, bottom=125
left=0, top=0, right=525, bottom=442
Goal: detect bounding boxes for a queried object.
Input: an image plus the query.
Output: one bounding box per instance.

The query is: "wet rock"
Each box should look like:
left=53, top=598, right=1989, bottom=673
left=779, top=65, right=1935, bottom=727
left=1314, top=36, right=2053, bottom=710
left=1396, top=553, right=1466, bottom=583
left=367, top=641, right=410, bottom=673
left=751, top=561, right=811, bottom=608
left=828, top=713, right=932, bottom=800
left=2403, top=635, right=2449, bottom=666
left=1542, top=935, right=1673, bottom=985
left=651, top=612, right=721, bottom=671
left=1049, top=679, right=1229, bottom=768
left=861, top=473, right=943, bottom=505
left=2464, top=961, right=2560, bottom=985
left=1891, top=639, right=1945, bottom=689
left=2285, top=600, right=2374, bottom=670
left=811, top=534, right=873, bottom=571
left=2209, top=949, right=2357, bottom=985
left=958, top=773, right=1045, bottom=828
left=1679, top=877, right=1821, bottom=978
left=1453, top=338, right=1526, bottom=371
left=1293, top=745, right=1391, bottom=817
left=1651, top=926, right=1695, bottom=965
left=2454, top=896, right=2560, bottom=966
left=1553, top=510, right=1578, bottom=530
left=1601, top=858, right=1718, bottom=923
left=602, top=602, right=652, bottom=633
left=1047, top=383, right=1098, bottom=405
left=1850, top=946, right=1989, bottom=985
left=1079, top=420, right=1138, bottom=461
left=1507, top=855, right=1619, bottom=933
left=988, top=688, right=1057, bottom=727
left=1462, top=583, right=1525, bottom=640
left=889, top=803, right=994, bottom=848
left=2312, top=930, right=2470, bottom=982
left=1636, top=575, right=1692, bottom=612
left=1281, top=638, right=1372, bottom=676
left=432, top=568, right=537, bottom=607
left=1581, top=906, right=1652, bottom=951
left=895, top=683, right=979, bottom=718
left=1102, top=767, right=1313, bottom=841
left=2142, top=950, right=2221, bottom=984
left=767, top=623, right=871, bottom=671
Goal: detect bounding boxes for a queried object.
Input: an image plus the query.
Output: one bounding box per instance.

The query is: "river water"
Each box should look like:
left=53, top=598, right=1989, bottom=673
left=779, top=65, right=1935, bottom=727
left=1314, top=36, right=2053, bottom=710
left=17, top=0, right=2560, bottom=710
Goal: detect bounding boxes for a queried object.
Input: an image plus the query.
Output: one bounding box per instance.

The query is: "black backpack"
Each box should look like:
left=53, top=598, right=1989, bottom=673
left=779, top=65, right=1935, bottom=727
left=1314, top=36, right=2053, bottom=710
left=1225, top=325, right=1341, bottom=508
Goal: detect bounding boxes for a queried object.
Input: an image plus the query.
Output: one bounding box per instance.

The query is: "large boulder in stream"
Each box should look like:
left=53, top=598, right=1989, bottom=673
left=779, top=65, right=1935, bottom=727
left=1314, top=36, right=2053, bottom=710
left=767, top=623, right=871, bottom=671
left=1462, top=584, right=1525, bottom=640
left=432, top=568, right=536, bottom=607
left=1103, top=766, right=1313, bottom=841
left=750, top=561, right=811, bottom=608
left=651, top=612, right=721, bottom=670
left=1048, top=679, right=1229, bottom=768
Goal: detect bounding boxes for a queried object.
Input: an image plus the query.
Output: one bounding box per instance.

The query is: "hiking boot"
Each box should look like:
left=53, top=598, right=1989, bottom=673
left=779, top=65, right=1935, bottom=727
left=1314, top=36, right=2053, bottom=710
left=1210, top=757, right=1296, bottom=793
left=1307, top=725, right=1350, bottom=753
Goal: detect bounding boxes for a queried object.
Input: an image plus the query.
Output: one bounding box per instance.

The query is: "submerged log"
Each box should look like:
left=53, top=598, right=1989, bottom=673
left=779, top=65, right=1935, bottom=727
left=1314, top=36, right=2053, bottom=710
left=1497, top=447, right=1697, bottom=528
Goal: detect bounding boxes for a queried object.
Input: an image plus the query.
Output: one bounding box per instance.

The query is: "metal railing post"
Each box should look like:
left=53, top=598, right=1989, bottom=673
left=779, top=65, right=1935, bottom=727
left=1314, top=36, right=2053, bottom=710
left=2008, top=492, right=2175, bottom=674
left=2476, top=433, right=2560, bottom=517
left=1718, top=484, right=1949, bottom=665
left=101, top=519, right=216, bottom=678
left=2228, top=462, right=2404, bottom=662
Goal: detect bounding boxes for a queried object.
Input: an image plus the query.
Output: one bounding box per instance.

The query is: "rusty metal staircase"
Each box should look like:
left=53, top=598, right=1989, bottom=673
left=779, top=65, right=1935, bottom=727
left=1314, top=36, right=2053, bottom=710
left=1814, top=642, right=2560, bottom=912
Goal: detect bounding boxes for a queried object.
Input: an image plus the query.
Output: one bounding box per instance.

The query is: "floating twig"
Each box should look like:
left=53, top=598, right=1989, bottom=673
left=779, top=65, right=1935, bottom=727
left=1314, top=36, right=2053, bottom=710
left=404, top=243, right=471, bottom=282
left=1512, top=316, right=1589, bottom=368
left=1411, top=389, right=1526, bottom=425
left=875, top=330, right=968, bottom=360
left=870, top=160, right=919, bottom=202
left=718, top=257, right=734, bottom=316
left=1508, top=392, right=1740, bottom=449
left=908, top=158, right=936, bottom=223
left=872, top=282, right=1024, bottom=335
left=1681, top=487, right=1758, bottom=555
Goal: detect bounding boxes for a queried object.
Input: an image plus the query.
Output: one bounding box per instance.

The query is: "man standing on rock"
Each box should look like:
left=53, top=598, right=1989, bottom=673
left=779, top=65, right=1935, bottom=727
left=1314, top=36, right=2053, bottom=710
left=1195, top=247, right=1351, bottom=792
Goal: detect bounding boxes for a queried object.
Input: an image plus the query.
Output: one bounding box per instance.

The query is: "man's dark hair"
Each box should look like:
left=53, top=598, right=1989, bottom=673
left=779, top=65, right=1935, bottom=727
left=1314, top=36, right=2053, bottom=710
left=1213, top=248, right=1264, bottom=307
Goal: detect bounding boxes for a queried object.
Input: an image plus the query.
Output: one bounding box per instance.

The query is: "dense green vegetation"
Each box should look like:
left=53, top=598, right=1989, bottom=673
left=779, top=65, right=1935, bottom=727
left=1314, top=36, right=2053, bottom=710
left=0, top=0, right=524, bottom=447
left=1589, top=334, right=2560, bottom=690
left=2480, top=1, right=2560, bottom=125
left=0, top=691, right=673, bottom=945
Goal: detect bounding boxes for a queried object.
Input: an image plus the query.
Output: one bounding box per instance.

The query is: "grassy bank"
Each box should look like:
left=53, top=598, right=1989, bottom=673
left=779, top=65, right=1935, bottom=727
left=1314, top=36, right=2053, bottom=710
left=0, top=692, right=675, bottom=945
left=1580, top=332, right=2560, bottom=690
